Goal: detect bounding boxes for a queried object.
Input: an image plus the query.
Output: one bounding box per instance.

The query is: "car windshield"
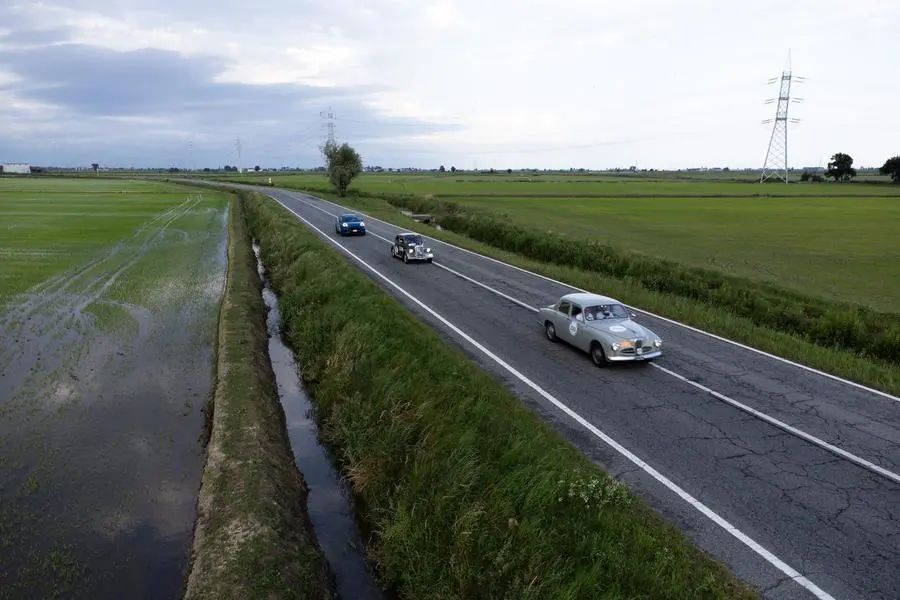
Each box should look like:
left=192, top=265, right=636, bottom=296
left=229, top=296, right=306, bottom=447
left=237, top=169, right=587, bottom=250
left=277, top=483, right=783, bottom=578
left=340, top=215, right=359, bottom=222
left=583, top=303, right=629, bottom=321
left=404, top=235, right=423, bottom=245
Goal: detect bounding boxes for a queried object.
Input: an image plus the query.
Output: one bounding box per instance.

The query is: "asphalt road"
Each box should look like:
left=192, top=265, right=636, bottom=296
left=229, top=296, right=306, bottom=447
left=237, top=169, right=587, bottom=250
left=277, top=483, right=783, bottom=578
left=234, top=183, right=899, bottom=600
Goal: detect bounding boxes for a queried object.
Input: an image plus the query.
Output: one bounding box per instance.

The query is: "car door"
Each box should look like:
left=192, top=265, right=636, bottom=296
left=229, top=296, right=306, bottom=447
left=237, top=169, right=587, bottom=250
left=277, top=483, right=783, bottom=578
left=553, top=300, right=571, bottom=343
left=567, top=303, right=591, bottom=351
left=394, top=234, right=402, bottom=255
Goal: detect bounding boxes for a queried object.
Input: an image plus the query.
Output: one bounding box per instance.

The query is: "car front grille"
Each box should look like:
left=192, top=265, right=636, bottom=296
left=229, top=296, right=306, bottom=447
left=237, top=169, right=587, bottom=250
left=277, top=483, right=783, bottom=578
left=414, top=247, right=424, bottom=257
left=620, top=339, right=656, bottom=355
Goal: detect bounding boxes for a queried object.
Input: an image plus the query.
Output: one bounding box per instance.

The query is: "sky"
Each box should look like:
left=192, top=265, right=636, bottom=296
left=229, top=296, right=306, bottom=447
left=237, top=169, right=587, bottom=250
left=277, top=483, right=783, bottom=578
left=1, top=0, right=898, bottom=170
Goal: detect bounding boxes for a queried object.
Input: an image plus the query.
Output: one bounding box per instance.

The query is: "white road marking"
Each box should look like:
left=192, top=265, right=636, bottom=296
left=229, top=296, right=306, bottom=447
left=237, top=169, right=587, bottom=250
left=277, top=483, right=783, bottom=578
left=297, top=190, right=899, bottom=404
left=280, top=191, right=900, bottom=486
left=652, top=363, right=900, bottom=485
left=266, top=193, right=836, bottom=600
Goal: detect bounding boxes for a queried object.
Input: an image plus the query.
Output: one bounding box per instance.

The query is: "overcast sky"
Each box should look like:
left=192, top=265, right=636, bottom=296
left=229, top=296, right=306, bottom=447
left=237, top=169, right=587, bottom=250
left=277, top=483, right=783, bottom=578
left=1, top=0, right=898, bottom=170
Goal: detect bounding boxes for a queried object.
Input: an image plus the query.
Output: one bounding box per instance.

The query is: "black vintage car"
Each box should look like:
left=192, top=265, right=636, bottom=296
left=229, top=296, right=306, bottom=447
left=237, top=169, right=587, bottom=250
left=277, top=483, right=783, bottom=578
left=390, top=232, right=434, bottom=263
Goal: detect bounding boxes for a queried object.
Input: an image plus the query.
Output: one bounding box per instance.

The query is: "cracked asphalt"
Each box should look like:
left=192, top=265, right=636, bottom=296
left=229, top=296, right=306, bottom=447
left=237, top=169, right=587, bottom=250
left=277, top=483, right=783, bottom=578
left=219, top=183, right=899, bottom=600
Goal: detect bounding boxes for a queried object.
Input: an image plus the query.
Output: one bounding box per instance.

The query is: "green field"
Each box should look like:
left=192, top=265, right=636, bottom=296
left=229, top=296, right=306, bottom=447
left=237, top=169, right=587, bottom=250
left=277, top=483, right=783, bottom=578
left=205, top=172, right=900, bottom=312
left=0, top=178, right=222, bottom=310
left=207, top=171, right=900, bottom=198
left=448, top=195, right=900, bottom=312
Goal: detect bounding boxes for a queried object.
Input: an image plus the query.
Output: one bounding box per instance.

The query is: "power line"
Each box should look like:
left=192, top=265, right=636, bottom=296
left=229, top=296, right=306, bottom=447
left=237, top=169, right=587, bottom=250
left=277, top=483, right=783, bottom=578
left=760, top=50, right=805, bottom=183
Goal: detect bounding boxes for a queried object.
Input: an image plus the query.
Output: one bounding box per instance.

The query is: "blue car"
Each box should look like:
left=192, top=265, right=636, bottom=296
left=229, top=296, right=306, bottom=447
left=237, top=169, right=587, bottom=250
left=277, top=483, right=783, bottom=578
left=335, top=213, right=366, bottom=236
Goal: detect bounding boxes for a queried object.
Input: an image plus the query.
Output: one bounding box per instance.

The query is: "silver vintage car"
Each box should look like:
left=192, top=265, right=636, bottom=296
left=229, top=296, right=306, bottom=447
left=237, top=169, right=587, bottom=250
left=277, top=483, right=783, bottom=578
left=538, top=292, right=662, bottom=366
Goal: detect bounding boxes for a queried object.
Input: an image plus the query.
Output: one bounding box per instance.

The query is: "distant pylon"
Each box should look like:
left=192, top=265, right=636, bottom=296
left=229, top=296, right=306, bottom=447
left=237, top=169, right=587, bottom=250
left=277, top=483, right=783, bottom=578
left=320, top=107, right=336, bottom=145
left=760, top=51, right=805, bottom=183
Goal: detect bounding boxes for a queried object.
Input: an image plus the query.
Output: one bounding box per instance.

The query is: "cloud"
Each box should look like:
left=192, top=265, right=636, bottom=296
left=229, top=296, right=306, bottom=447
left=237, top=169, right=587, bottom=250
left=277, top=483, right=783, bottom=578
left=0, top=21, right=460, bottom=168
left=0, top=0, right=898, bottom=169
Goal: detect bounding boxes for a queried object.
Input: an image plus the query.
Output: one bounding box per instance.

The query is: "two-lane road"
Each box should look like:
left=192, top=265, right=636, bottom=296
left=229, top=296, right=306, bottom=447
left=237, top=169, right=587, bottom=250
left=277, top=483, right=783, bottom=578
left=231, top=183, right=899, bottom=600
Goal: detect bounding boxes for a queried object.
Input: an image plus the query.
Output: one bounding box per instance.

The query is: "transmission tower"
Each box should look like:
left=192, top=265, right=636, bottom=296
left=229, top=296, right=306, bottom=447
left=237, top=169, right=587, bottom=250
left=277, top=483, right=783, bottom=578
left=235, top=137, right=243, bottom=173
left=759, top=51, right=805, bottom=183
left=320, top=107, right=336, bottom=145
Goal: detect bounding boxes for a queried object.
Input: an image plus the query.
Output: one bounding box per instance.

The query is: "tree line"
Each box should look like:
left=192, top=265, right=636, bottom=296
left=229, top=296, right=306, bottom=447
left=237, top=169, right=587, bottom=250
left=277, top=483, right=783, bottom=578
left=801, top=153, right=900, bottom=183
left=319, top=142, right=899, bottom=197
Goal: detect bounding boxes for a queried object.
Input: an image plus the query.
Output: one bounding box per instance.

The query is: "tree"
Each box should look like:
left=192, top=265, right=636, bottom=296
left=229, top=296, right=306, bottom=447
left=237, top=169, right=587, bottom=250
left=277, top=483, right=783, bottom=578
left=507, top=168, right=512, bottom=174
left=91, top=163, right=99, bottom=171
left=439, top=165, right=446, bottom=173
left=321, top=139, right=363, bottom=196
left=825, top=153, right=857, bottom=182
left=254, top=165, right=261, bottom=172
left=879, top=156, right=900, bottom=183
left=450, top=166, right=456, bottom=173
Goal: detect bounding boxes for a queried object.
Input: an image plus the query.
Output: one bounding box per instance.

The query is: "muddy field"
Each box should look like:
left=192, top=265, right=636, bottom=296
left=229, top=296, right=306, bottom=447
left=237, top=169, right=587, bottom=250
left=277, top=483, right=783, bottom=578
left=0, top=178, right=228, bottom=599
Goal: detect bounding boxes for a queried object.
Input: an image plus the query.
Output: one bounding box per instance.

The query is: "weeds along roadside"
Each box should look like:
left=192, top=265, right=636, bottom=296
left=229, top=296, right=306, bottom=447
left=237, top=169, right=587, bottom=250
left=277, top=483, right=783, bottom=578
left=241, top=190, right=759, bottom=600
left=184, top=194, right=333, bottom=600
left=227, top=179, right=900, bottom=398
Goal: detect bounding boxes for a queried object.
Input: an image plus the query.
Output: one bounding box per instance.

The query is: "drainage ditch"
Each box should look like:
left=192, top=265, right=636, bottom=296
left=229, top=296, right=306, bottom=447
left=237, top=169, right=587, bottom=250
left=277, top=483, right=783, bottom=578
left=252, top=241, right=385, bottom=600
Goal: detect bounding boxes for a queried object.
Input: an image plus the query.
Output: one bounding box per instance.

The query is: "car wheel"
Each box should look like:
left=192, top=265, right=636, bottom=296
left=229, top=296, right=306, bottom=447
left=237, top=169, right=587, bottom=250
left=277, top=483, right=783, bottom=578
left=403, top=253, right=409, bottom=264
left=545, top=321, right=557, bottom=342
left=590, top=342, right=608, bottom=367
left=426, top=258, right=432, bottom=263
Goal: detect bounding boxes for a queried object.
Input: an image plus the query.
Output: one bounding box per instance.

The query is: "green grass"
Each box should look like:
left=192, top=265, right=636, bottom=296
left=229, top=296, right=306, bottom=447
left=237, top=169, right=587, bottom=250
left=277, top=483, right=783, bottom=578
left=446, top=195, right=900, bottom=312
left=0, top=178, right=212, bottom=310
left=183, top=195, right=333, bottom=600
left=203, top=171, right=900, bottom=198
left=243, top=190, right=760, bottom=600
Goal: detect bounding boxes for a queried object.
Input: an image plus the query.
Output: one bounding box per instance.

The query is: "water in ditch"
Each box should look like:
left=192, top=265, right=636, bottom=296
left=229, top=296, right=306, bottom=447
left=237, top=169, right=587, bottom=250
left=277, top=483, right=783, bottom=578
left=252, top=241, right=385, bottom=600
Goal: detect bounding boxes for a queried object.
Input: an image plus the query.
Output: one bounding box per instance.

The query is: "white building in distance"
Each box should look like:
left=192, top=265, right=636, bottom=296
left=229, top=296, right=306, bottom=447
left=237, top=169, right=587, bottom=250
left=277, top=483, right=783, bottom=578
left=1, top=163, right=31, bottom=174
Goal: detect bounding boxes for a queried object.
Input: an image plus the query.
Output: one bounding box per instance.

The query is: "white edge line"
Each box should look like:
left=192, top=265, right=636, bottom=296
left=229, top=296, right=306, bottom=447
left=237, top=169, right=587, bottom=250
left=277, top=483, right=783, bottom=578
left=291, top=192, right=900, bottom=488
left=289, top=188, right=898, bottom=404
left=650, top=363, right=900, bottom=485
left=265, top=191, right=835, bottom=600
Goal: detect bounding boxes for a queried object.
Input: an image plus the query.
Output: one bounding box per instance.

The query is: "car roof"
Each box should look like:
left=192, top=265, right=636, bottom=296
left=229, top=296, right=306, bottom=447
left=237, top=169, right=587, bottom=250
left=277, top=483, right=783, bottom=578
left=340, top=213, right=359, bottom=218
left=398, top=231, right=421, bottom=237
left=559, top=292, right=620, bottom=305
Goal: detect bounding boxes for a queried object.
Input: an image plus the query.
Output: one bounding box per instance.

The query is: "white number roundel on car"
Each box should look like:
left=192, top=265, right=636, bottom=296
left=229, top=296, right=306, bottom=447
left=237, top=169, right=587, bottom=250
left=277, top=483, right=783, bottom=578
left=609, top=325, right=627, bottom=333
left=568, top=321, right=578, bottom=336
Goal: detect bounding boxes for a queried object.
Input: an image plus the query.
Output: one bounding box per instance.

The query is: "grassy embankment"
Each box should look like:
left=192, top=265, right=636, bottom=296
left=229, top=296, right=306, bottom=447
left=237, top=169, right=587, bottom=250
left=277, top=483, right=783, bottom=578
left=183, top=195, right=333, bottom=600
left=217, top=173, right=900, bottom=397
left=243, top=190, right=759, bottom=600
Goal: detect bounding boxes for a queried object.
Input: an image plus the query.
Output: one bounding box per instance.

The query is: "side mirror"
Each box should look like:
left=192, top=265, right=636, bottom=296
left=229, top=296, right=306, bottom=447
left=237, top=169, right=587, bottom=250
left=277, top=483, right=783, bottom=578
left=630, top=313, right=637, bottom=318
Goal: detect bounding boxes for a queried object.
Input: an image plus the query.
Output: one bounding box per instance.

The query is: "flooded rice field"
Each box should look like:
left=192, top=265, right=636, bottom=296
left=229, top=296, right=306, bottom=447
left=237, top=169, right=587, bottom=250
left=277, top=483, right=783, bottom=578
left=0, top=182, right=228, bottom=599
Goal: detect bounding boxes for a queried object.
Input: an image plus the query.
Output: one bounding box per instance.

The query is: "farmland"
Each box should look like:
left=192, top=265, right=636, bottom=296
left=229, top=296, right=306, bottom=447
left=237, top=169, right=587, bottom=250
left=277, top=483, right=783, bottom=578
left=0, top=178, right=228, bottom=599
left=208, top=172, right=900, bottom=312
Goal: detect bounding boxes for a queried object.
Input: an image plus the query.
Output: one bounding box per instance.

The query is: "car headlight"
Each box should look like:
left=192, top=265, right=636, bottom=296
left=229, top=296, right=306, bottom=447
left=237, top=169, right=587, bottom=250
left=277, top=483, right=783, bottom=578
left=612, top=343, right=620, bottom=351
left=654, top=339, right=662, bottom=348
left=341, top=223, right=347, bottom=227
left=426, top=247, right=431, bottom=253
left=408, top=248, right=413, bottom=253
left=359, top=221, right=365, bottom=227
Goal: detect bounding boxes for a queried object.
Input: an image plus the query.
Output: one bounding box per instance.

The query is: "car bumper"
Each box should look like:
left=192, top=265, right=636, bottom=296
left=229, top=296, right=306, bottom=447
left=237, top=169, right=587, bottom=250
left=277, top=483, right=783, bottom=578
left=607, top=349, right=662, bottom=362
left=340, top=227, right=366, bottom=235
